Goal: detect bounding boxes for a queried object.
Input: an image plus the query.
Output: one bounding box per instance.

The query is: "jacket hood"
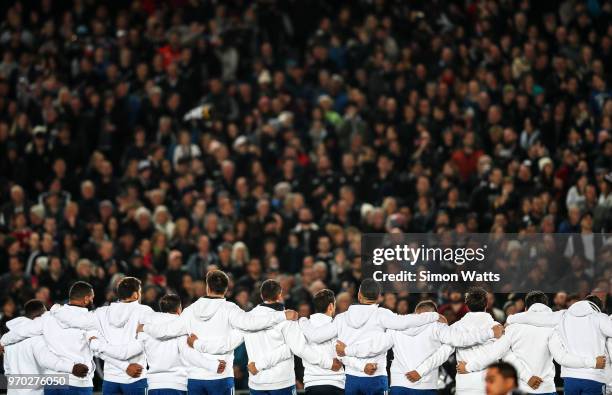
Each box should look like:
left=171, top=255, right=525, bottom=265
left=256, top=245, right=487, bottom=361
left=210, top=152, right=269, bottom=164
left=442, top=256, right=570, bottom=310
left=107, top=301, right=141, bottom=327
left=50, top=304, right=90, bottom=329
left=308, top=313, right=332, bottom=326
left=148, top=311, right=180, bottom=325
left=6, top=316, right=30, bottom=330
left=567, top=300, right=600, bottom=317
left=344, top=304, right=378, bottom=329
left=191, top=297, right=225, bottom=320
left=527, top=303, right=552, bottom=313
left=457, top=311, right=495, bottom=328
left=401, top=320, right=437, bottom=336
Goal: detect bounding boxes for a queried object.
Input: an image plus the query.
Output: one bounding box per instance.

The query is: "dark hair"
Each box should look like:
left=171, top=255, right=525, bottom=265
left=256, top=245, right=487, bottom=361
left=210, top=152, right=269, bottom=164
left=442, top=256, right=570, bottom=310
left=525, top=291, right=548, bottom=309
left=260, top=279, right=282, bottom=301
left=206, top=270, right=229, bottom=295
left=159, top=294, right=182, bottom=313
left=313, top=289, right=335, bottom=313
left=585, top=294, right=603, bottom=311
left=24, top=299, right=46, bottom=319
left=415, top=300, right=437, bottom=313
left=116, top=277, right=142, bottom=300
left=487, top=361, right=518, bottom=384
left=69, top=281, right=93, bottom=300
left=465, top=286, right=488, bottom=312
left=359, top=279, right=381, bottom=301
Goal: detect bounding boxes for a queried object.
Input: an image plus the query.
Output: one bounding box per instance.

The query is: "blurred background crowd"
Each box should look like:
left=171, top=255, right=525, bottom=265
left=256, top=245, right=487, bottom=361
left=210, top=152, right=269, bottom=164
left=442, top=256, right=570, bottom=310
left=0, top=0, right=611, bottom=388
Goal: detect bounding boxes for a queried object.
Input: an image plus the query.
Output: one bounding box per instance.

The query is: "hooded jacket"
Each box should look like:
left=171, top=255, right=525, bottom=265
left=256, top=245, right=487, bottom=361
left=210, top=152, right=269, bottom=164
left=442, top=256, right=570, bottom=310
left=299, top=304, right=439, bottom=378
left=0, top=305, right=98, bottom=388
left=3, top=317, right=75, bottom=395
left=143, top=297, right=286, bottom=380
left=465, top=304, right=598, bottom=393
left=344, top=320, right=494, bottom=389
left=242, top=304, right=333, bottom=391
left=507, top=300, right=612, bottom=383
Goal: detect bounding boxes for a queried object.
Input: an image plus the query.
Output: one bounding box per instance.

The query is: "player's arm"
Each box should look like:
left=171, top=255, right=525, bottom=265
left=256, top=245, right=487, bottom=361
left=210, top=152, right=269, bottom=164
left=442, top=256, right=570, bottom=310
left=502, top=351, right=532, bottom=382
left=342, top=333, right=394, bottom=358
left=33, top=337, right=75, bottom=373
left=464, top=335, right=512, bottom=372
left=251, top=344, right=293, bottom=371
left=548, top=330, right=599, bottom=368
left=193, top=330, right=244, bottom=354
left=281, top=321, right=332, bottom=369
left=228, top=304, right=286, bottom=332
left=142, top=314, right=188, bottom=339
left=434, top=322, right=497, bottom=347
left=89, top=337, right=144, bottom=360
left=341, top=356, right=368, bottom=372
left=0, top=317, right=43, bottom=346
left=506, top=311, right=563, bottom=327
left=377, top=309, right=440, bottom=331
left=298, top=317, right=338, bottom=343
left=596, top=313, right=612, bottom=337
left=99, top=354, right=130, bottom=372
left=178, top=339, right=222, bottom=372
left=414, top=344, right=454, bottom=377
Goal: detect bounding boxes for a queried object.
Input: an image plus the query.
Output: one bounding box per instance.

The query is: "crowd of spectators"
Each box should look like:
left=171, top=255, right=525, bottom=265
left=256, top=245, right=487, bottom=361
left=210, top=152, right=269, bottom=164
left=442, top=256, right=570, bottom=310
left=0, top=0, right=611, bottom=383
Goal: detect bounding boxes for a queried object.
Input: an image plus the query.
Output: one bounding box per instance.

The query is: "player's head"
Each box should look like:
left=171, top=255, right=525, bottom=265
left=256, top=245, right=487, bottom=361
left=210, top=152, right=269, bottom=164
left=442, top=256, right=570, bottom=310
left=465, top=286, right=488, bottom=312
left=206, top=270, right=229, bottom=296
left=313, top=289, right=336, bottom=316
left=524, top=291, right=548, bottom=310
left=415, top=300, right=437, bottom=313
left=24, top=299, right=47, bottom=319
left=116, top=277, right=142, bottom=302
left=260, top=279, right=282, bottom=303
left=485, top=362, right=518, bottom=395
left=69, top=281, right=94, bottom=308
left=159, top=294, right=182, bottom=314
left=358, top=279, right=381, bottom=304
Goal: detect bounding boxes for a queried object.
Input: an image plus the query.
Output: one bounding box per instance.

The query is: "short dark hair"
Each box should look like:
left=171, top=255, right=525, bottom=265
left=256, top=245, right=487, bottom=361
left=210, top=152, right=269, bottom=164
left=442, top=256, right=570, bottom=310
left=415, top=300, right=437, bottom=313
left=313, top=289, right=335, bottom=313
left=487, top=361, right=518, bottom=384
left=359, top=279, right=381, bottom=301
left=465, top=286, right=488, bottom=312
left=260, top=279, right=282, bottom=301
left=206, top=270, right=229, bottom=295
left=585, top=294, right=603, bottom=311
left=116, top=277, right=142, bottom=300
left=24, top=299, right=46, bottom=319
left=69, top=281, right=93, bottom=300
left=525, top=291, right=548, bottom=309
left=159, top=294, right=182, bottom=313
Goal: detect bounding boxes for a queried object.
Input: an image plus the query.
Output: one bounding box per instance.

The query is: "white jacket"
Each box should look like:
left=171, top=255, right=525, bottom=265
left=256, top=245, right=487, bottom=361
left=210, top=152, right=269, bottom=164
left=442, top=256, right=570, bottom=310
left=142, top=297, right=286, bottom=380
left=0, top=305, right=98, bottom=387
left=299, top=304, right=439, bottom=378
left=241, top=304, right=333, bottom=391
left=466, top=304, right=598, bottom=393
left=508, top=301, right=612, bottom=384
left=344, top=320, right=494, bottom=389
left=451, top=312, right=500, bottom=394
left=3, top=317, right=75, bottom=395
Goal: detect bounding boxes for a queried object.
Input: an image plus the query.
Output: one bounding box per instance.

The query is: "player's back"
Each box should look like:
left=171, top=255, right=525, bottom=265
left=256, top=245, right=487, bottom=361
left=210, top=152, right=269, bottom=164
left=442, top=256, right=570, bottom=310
left=4, top=317, right=46, bottom=395
left=301, top=313, right=345, bottom=389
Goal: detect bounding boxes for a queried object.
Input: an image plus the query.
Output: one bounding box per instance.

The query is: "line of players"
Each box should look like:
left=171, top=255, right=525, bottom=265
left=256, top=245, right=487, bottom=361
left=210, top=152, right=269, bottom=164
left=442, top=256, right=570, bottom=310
left=0, top=271, right=610, bottom=395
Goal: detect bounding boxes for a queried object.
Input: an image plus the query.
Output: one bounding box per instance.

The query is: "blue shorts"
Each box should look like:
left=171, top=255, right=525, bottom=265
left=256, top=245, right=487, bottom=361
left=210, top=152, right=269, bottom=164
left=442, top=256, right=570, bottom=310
left=345, top=375, right=389, bottom=395
left=564, top=377, right=605, bottom=395
left=390, top=388, right=436, bottom=395
left=250, top=385, right=296, bottom=395
left=44, top=387, right=93, bottom=395
left=187, top=377, right=235, bottom=395
left=102, top=379, right=147, bottom=395
left=148, top=390, right=187, bottom=395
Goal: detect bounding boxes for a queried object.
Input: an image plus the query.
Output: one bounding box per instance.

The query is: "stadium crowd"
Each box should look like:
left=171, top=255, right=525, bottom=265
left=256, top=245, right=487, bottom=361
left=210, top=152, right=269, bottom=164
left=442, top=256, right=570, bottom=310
left=0, top=0, right=611, bottom=389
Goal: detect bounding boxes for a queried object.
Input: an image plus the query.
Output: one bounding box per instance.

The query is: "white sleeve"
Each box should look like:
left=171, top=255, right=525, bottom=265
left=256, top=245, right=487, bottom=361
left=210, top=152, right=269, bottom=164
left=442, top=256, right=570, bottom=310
left=90, top=338, right=144, bottom=360
left=548, top=330, right=596, bottom=368
left=434, top=323, right=493, bottom=347
left=179, top=339, right=220, bottom=371
left=502, top=352, right=532, bottom=383
left=194, top=330, right=244, bottom=354
left=415, top=344, right=454, bottom=377
left=344, top=333, right=393, bottom=358
left=252, top=345, right=293, bottom=371
left=228, top=305, right=285, bottom=331
left=143, top=314, right=188, bottom=339
left=465, top=336, right=512, bottom=373
left=33, top=337, right=74, bottom=373
left=101, top=355, right=129, bottom=372
left=506, top=311, right=563, bottom=327
left=0, top=318, right=43, bottom=346
left=281, top=321, right=332, bottom=369
left=341, top=356, right=367, bottom=373
left=597, top=314, right=612, bottom=338
left=298, top=317, right=338, bottom=343
left=377, top=309, right=439, bottom=331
